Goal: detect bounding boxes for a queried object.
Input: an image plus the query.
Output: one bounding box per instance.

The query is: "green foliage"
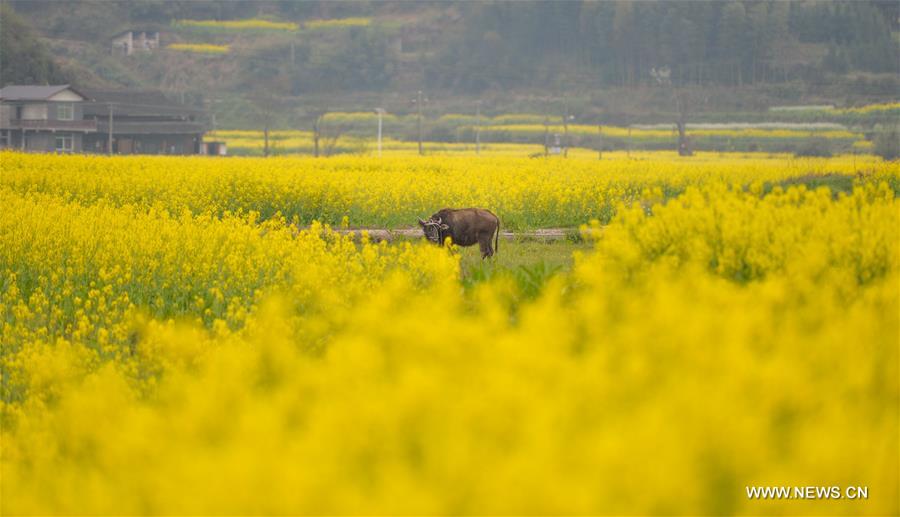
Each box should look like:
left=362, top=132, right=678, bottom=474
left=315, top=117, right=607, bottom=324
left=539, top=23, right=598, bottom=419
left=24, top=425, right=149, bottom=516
left=4, top=0, right=898, bottom=101
left=458, top=240, right=586, bottom=304
left=794, top=137, right=833, bottom=158
left=427, top=1, right=898, bottom=92
left=288, top=26, right=391, bottom=94
left=873, top=129, right=899, bottom=161
left=771, top=174, right=855, bottom=197
left=0, top=5, right=68, bottom=85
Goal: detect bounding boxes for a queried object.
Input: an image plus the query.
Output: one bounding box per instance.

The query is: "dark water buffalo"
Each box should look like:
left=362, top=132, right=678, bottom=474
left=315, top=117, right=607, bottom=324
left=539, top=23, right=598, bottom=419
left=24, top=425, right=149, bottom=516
left=418, top=208, right=500, bottom=258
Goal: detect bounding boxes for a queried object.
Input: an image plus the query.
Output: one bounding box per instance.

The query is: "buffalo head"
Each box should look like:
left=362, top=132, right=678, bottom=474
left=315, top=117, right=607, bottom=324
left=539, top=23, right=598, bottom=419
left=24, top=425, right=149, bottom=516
left=418, top=217, right=449, bottom=244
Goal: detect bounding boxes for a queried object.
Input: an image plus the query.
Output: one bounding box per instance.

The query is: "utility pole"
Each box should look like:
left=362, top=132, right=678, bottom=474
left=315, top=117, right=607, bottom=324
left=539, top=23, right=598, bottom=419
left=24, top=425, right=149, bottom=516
left=598, top=124, right=602, bottom=160
left=107, top=103, right=114, bottom=155
left=313, top=115, right=321, bottom=158
left=375, top=108, right=385, bottom=157
left=627, top=126, right=632, bottom=158
left=264, top=124, right=269, bottom=157
left=475, top=100, right=481, bottom=155
left=563, top=98, right=569, bottom=158
left=543, top=115, right=549, bottom=157
left=675, top=92, right=693, bottom=156
left=417, top=90, right=423, bottom=156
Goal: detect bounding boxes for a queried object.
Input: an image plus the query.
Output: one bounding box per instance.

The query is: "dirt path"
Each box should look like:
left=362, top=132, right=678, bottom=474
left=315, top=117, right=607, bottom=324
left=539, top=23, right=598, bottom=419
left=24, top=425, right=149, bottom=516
left=321, top=227, right=575, bottom=242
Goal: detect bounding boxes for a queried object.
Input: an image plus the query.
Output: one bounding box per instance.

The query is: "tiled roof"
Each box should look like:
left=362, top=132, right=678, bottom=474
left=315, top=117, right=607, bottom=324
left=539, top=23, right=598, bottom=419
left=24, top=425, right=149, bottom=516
left=0, top=85, right=87, bottom=101
left=81, top=89, right=178, bottom=106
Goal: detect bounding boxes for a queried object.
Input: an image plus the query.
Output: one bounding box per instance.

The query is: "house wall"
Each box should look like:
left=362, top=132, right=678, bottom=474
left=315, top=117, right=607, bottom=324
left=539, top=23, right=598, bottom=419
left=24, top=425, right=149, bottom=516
left=0, top=105, right=11, bottom=126
left=3, top=101, right=81, bottom=122
left=111, top=33, right=133, bottom=55
left=84, top=133, right=200, bottom=155
left=22, top=132, right=83, bottom=152
left=46, top=102, right=83, bottom=121
left=111, top=32, right=159, bottom=55
left=48, top=90, right=84, bottom=102
left=134, top=32, right=159, bottom=51
left=24, top=132, right=50, bottom=151
left=120, top=134, right=198, bottom=155
left=22, top=103, right=48, bottom=120
left=2, top=130, right=22, bottom=149
left=84, top=134, right=105, bottom=153
left=71, top=133, right=83, bottom=152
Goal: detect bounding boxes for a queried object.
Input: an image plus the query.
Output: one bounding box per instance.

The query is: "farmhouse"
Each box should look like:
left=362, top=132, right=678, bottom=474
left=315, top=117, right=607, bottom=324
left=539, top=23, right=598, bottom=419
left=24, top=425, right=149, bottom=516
left=0, top=85, right=98, bottom=152
left=111, top=30, right=160, bottom=56
left=1, top=85, right=210, bottom=155
left=81, top=89, right=207, bottom=155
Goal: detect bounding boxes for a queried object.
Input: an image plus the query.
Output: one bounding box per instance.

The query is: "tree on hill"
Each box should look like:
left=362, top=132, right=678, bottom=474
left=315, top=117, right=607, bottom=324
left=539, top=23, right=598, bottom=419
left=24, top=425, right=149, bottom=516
left=0, top=4, right=69, bottom=85
left=4, top=0, right=897, bottom=97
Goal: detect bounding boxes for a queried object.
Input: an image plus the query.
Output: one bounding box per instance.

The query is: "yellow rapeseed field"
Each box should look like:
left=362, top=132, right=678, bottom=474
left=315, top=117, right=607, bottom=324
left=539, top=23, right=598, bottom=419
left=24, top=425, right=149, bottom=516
left=481, top=123, right=863, bottom=141
left=834, top=102, right=900, bottom=115
left=166, top=43, right=230, bottom=54
left=304, top=17, right=372, bottom=29
left=175, top=18, right=299, bottom=31
left=3, top=151, right=896, bottom=228
left=1, top=151, right=898, bottom=514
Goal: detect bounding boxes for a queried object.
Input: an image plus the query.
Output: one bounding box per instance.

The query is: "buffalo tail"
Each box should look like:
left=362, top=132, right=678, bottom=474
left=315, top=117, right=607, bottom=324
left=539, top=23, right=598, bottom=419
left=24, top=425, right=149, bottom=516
left=494, top=219, right=499, bottom=254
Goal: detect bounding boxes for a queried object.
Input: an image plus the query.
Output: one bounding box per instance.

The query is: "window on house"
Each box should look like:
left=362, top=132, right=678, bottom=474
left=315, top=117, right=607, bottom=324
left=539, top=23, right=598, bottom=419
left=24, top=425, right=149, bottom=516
left=55, top=134, right=73, bottom=152
left=22, top=104, right=47, bottom=120
left=57, top=104, right=74, bottom=121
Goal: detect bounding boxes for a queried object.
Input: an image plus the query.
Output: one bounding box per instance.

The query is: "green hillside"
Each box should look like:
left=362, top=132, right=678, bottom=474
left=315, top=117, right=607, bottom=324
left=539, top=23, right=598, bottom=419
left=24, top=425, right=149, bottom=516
left=3, top=0, right=898, bottom=131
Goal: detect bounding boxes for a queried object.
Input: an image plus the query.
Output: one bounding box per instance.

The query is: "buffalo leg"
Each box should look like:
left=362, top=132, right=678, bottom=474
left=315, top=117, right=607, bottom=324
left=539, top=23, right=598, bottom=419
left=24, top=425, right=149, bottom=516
left=479, top=238, right=494, bottom=259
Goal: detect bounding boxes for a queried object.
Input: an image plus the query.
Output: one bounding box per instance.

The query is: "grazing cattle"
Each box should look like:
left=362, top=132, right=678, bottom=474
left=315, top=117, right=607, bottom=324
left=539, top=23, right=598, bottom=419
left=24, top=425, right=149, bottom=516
left=418, top=208, right=500, bottom=259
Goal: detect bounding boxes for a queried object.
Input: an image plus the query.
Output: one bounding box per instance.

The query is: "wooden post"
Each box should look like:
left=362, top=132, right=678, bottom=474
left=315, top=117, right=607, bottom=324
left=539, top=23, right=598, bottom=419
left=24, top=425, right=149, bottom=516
left=543, top=116, right=549, bottom=157
left=475, top=100, right=481, bottom=155
left=627, top=127, right=632, bottom=157
left=313, top=116, right=320, bottom=158
left=562, top=98, right=570, bottom=158
left=107, top=104, right=114, bottom=155
left=676, top=94, right=693, bottom=157
left=375, top=108, right=384, bottom=157
left=416, top=90, right=423, bottom=156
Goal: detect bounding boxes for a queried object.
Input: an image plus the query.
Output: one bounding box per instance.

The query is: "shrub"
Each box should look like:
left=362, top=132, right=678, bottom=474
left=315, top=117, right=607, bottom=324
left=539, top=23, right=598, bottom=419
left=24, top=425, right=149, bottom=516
left=794, top=137, right=832, bottom=157
left=873, top=128, right=899, bottom=161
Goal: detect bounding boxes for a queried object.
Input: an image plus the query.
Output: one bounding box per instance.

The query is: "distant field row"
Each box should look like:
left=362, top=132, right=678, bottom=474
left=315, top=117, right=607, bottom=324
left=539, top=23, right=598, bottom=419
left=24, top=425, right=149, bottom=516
left=167, top=43, right=230, bottom=54
left=205, top=124, right=871, bottom=157
left=3, top=151, right=896, bottom=229
left=200, top=102, right=898, bottom=156
left=247, top=104, right=900, bottom=126
left=167, top=17, right=372, bottom=54
left=172, top=17, right=371, bottom=32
